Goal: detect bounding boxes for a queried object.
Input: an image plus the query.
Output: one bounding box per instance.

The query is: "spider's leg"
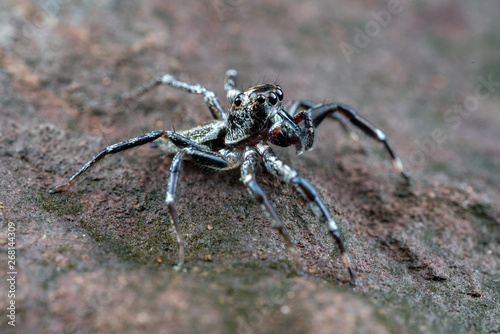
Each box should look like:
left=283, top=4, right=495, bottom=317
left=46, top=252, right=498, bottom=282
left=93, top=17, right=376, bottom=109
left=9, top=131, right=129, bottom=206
left=224, top=69, right=241, bottom=105
left=287, top=100, right=364, bottom=151
left=165, top=146, right=232, bottom=268
left=286, top=100, right=314, bottom=116
left=309, top=103, right=410, bottom=181
left=329, top=113, right=367, bottom=153
left=166, top=150, right=186, bottom=267
left=256, top=143, right=357, bottom=285
left=241, top=147, right=302, bottom=270
left=162, top=132, right=244, bottom=267
left=49, top=129, right=230, bottom=194
left=48, top=130, right=167, bottom=193
left=50, top=128, right=238, bottom=268
left=121, top=74, right=227, bottom=121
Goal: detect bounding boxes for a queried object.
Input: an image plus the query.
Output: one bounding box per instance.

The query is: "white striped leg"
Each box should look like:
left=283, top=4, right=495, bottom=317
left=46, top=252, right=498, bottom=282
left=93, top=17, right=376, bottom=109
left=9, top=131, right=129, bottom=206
left=224, top=69, right=241, bottom=106
left=48, top=130, right=228, bottom=194
left=165, top=146, right=232, bottom=268
left=240, top=147, right=302, bottom=270
left=49, top=131, right=167, bottom=193
left=256, top=143, right=357, bottom=285
left=166, top=150, right=186, bottom=268
left=287, top=100, right=365, bottom=152
left=309, top=103, right=410, bottom=181
left=120, top=73, right=227, bottom=120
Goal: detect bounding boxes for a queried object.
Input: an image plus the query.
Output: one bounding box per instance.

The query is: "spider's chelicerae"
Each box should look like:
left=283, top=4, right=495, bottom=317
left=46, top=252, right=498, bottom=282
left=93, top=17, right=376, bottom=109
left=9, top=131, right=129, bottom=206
left=50, top=69, right=410, bottom=285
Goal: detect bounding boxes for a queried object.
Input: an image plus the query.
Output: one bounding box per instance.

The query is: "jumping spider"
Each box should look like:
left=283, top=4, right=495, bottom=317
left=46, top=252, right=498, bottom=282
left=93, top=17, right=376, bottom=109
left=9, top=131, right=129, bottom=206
left=49, top=69, right=410, bottom=285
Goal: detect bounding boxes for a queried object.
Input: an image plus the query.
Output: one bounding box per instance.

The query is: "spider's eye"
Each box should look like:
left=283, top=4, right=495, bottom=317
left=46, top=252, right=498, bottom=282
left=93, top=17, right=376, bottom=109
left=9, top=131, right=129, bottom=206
left=234, top=96, right=242, bottom=107
left=276, top=88, right=283, bottom=101
left=256, top=95, right=266, bottom=104
left=268, top=92, right=278, bottom=105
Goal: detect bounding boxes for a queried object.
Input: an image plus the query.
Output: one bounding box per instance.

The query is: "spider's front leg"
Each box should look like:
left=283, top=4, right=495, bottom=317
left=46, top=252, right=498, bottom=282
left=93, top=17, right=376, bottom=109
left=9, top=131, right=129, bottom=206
left=256, top=143, right=357, bottom=285
left=295, top=101, right=410, bottom=181
left=49, top=131, right=168, bottom=193
left=49, top=129, right=238, bottom=268
left=287, top=100, right=365, bottom=152
left=159, top=133, right=241, bottom=268
left=240, top=147, right=302, bottom=270
left=166, top=147, right=226, bottom=268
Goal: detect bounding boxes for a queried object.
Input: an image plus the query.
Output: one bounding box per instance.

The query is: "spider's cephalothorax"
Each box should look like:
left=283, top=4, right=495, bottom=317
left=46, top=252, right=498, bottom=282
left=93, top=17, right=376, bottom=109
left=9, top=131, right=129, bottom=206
left=226, top=83, right=313, bottom=155
left=49, top=69, right=411, bottom=285
left=226, top=84, right=282, bottom=145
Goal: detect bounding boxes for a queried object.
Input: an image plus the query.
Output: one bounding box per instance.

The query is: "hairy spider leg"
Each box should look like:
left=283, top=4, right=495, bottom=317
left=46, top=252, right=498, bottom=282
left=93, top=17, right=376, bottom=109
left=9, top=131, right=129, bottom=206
left=164, top=137, right=231, bottom=267
left=307, top=102, right=411, bottom=181
left=48, top=130, right=167, bottom=193
left=287, top=100, right=365, bottom=152
left=224, top=69, right=241, bottom=105
left=256, top=143, right=357, bottom=285
left=241, top=147, right=302, bottom=270
left=120, top=74, right=227, bottom=121
left=49, top=129, right=234, bottom=266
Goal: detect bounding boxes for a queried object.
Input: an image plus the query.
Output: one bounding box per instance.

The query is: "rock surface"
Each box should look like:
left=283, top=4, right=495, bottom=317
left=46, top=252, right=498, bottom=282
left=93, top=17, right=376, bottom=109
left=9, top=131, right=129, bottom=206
left=0, top=1, right=499, bottom=333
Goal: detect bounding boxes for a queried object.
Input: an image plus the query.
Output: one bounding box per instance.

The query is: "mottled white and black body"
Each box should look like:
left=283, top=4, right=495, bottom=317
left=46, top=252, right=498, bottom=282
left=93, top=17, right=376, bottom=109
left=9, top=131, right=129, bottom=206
left=49, top=69, right=410, bottom=285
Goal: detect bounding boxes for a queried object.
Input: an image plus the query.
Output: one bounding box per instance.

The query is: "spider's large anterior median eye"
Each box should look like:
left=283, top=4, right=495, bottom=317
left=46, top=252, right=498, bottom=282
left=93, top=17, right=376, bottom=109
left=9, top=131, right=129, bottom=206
left=276, top=88, right=283, bottom=101
left=234, top=95, right=242, bottom=107
left=268, top=92, right=278, bottom=105
left=256, top=94, right=266, bottom=104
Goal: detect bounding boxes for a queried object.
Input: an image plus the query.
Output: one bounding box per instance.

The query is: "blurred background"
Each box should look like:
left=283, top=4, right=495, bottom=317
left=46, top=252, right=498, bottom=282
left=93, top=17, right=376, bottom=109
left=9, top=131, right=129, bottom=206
left=1, top=1, right=499, bottom=333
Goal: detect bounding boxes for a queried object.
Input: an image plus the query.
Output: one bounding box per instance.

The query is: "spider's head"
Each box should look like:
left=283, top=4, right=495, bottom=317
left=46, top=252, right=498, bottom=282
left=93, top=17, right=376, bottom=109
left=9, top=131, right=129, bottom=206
left=225, top=84, right=285, bottom=146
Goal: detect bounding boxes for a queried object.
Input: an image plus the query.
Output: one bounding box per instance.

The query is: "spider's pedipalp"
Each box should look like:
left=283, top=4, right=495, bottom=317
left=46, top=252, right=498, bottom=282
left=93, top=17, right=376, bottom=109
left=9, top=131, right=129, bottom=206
left=287, top=100, right=365, bottom=152
left=292, top=109, right=315, bottom=152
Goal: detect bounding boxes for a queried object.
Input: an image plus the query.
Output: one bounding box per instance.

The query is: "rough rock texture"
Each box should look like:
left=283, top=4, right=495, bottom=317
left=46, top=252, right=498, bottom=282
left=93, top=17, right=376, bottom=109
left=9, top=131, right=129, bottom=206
left=1, top=1, right=499, bottom=333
